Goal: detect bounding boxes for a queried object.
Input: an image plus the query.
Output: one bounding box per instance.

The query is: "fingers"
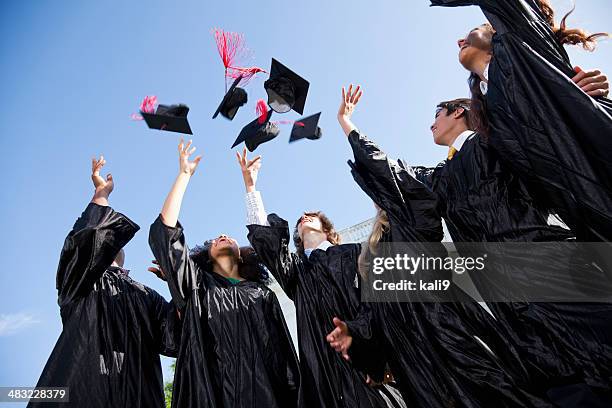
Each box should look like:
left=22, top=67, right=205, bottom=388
left=326, top=326, right=342, bottom=343
left=353, top=89, right=363, bottom=105
left=147, top=267, right=160, bottom=274
left=188, top=146, right=197, bottom=156
left=152, top=259, right=159, bottom=265
left=247, top=156, right=262, bottom=167
left=347, top=84, right=353, bottom=102
left=184, top=139, right=192, bottom=153
left=106, top=173, right=113, bottom=181
left=587, top=87, right=609, bottom=97
left=572, top=69, right=588, bottom=84
left=342, top=352, right=350, bottom=361
left=342, top=86, right=346, bottom=102
left=193, top=155, right=203, bottom=166
left=576, top=73, right=605, bottom=88
left=332, top=317, right=346, bottom=330
left=178, top=138, right=184, bottom=152
left=350, top=85, right=361, bottom=103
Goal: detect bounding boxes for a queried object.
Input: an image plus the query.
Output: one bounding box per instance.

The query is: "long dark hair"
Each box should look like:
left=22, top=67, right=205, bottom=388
left=538, top=0, right=609, bottom=51
left=293, top=211, right=341, bottom=256
left=190, top=241, right=271, bottom=284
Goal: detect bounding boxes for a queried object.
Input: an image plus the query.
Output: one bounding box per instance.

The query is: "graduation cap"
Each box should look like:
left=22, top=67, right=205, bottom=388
left=289, top=112, right=323, bottom=143
left=141, top=104, right=193, bottom=134
left=231, top=109, right=280, bottom=152
left=213, top=76, right=248, bottom=121
left=264, top=58, right=310, bottom=115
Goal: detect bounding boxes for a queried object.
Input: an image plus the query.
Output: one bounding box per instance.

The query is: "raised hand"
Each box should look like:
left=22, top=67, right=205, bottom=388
left=178, top=139, right=203, bottom=176
left=147, top=259, right=166, bottom=282
left=236, top=147, right=262, bottom=193
left=338, top=84, right=363, bottom=120
left=573, top=67, right=609, bottom=98
left=325, top=317, right=352, bottom=361
left=91, top=155, right=114, bottom=196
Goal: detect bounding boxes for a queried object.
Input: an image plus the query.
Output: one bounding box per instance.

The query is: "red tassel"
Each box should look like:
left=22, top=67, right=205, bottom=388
left=256, top=99, right=268, bottom=124
left=131, top=95, right=158, bottom=120
left=213, top=28, right=266, bottom=86
left=227, top=66, right=267, bottom=84
left=213, top=29, right=245, bottom=70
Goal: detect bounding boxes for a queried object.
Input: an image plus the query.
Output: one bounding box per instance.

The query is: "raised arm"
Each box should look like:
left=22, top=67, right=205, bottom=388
left=336, top=86, right=443, bottom=242
left=56, top=156, right=139, bottom=306
left=237, top=148, right=268, bottom=226
left=148, top=139, right=203, bottom=311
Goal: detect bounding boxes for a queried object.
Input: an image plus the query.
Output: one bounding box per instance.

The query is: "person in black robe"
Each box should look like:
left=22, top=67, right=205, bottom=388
left=148, top=139, right=299, bottom=408
left=326, top=86, right=550, bottom=408
left=237, top=149, right=395, bottom=408
left=429, top=0, right=612, bottom=241
left=29, top=156, right=180, bottom=408
left=406, top=96, right=612, bottom=406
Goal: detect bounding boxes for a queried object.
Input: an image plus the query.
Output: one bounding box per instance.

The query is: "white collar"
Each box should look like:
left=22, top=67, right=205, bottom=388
left=451, top=130, right=475, bottom=152
left=304, top=240, right=333, bottom=258
left=479, top=63, right=489, bottom=95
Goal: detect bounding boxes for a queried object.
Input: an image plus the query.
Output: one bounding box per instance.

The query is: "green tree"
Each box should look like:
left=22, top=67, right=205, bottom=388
left=164, top=360, right=176, bottom=408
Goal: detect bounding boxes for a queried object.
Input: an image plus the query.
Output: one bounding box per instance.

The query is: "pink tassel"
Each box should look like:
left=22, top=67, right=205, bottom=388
left=213, top=28, right=265, bottom=86
left=256, top=99, right=268, bottom=124
left=213, top=28, right=245, bottom=70
left=131, top=95, right=158, bottom=120
left=227, top=66, right=267, bottom=85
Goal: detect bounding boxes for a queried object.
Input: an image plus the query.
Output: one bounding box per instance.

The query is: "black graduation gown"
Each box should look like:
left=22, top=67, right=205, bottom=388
left=430, top=0, right=612, bottom=241
left=148, top=216, right=300, bottom=408
left=246, top=218, right=390, bottom=408
left=344, top=130, right=549, bottom=408
left=29, top=203, right=180, bottom=408
left=413, top=133, right=612, bottom=394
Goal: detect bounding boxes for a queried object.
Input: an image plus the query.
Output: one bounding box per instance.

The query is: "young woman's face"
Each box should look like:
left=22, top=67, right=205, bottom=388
left=457, top=25, right=492, bottom=70
left=297, top=213, right=324, bottom=238
left=208, top=234, right=240, bottom=260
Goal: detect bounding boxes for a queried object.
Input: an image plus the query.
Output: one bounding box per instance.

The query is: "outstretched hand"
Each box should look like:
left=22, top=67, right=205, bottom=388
left=147, top=260, right=166, bottom=282
left=236, top=147, right=262, bottom=193
left=573, top=67, right=609, bottom=98
left=338, top=84, right=363, bottom=119
left=178, top=139, right=202, bottom=176
left=91, top=155, right=114, bottom=197
left=326, top=317, right=352, bottom=361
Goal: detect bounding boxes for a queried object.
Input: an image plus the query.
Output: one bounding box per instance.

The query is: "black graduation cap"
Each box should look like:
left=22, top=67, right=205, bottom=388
left=231, top=110, right=280, bottom=152
left=264, top=58, right=310, bottom=115
left=212, top=76, right=248, bottom=121
left=141, top=104, right=193, bottom=134
left=289, top=112, right=323, bottom=143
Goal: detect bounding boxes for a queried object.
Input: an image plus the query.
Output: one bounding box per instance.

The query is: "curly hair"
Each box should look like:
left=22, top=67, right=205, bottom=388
left=190, top=240, right=271, bottom=284
left=538, top=0, right=609, bottom=51
left=293, top=211, right=341, bottom=256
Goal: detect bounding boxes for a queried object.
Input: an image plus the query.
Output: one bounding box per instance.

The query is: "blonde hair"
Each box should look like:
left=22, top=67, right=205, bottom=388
left=358, top=207, right=390, bottom=280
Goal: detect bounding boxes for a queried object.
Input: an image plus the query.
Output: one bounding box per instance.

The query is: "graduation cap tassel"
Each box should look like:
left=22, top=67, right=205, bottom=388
left=256, top=99, right=268, bottom=124
left=131, top=95, right=158, bottom=120
left=213, top=28, right=265, bottom=89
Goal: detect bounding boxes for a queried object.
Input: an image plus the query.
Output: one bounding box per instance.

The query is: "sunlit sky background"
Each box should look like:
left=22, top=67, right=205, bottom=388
left=0, top=1, right=610, bottom=405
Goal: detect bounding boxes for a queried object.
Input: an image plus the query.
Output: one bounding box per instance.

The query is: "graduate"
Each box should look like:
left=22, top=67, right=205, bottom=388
left=239, top=150, right=396, bottom=408
left=29, top=157, right=180, bottom=408
left=367, top=90, right=611, bottom=406
left=148, top=140, right=299, bottom=408
left=429, top=0, right=612, bottom=241
left=326, top=85, right=550, bottom=408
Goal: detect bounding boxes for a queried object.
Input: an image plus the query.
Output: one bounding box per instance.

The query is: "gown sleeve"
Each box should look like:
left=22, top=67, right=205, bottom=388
left=148, top=215, right=201, bottom=311
left=151, top=293, right=182, bottom=357
left=429, top=0, right=573, bottom=73
left=56, top=202, right=139, bottom=306
left=247, top=214, right=300, bottom=300
left=347, top=130, right=444, bottom=242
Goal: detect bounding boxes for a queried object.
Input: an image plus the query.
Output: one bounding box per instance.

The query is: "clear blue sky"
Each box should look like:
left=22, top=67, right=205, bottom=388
left=0, top=0, right=610, bottom=404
